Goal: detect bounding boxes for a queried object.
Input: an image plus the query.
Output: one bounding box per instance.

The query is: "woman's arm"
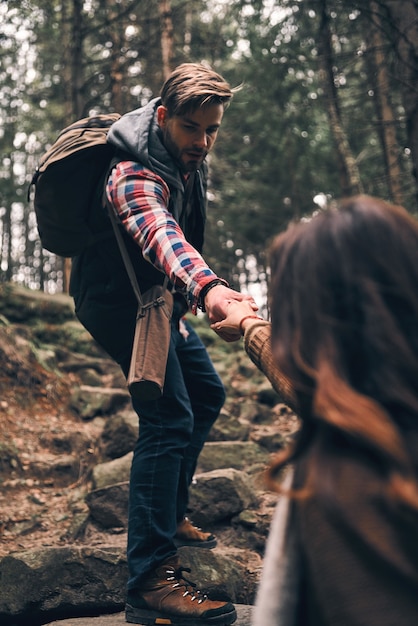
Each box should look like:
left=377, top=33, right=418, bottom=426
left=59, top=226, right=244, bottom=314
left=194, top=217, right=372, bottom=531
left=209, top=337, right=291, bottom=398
left=213, top=301, right=296, bottom=409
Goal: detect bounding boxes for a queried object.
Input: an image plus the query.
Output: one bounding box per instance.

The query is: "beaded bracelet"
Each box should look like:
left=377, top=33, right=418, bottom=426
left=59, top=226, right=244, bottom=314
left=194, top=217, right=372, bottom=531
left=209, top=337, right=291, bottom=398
left=239, top=315, right=263, bottom=335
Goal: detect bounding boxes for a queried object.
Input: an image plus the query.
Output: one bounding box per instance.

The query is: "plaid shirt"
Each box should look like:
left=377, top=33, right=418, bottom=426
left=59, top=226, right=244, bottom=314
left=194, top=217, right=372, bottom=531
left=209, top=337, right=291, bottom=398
left=106, top=160, right=217, bottom=312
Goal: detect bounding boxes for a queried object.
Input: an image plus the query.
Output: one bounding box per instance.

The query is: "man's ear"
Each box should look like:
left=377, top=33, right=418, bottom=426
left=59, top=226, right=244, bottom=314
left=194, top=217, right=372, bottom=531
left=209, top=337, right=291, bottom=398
left=157, top=105, right=168, bottom=128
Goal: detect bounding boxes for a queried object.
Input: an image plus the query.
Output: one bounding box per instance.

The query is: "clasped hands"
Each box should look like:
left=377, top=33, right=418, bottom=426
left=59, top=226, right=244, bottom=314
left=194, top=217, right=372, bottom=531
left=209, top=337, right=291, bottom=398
left=203, top=285, right=260, bottom=342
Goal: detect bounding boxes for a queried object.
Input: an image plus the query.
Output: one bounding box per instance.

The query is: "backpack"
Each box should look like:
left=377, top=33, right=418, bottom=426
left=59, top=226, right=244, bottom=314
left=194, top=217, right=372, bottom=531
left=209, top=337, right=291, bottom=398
left=29, top=113, right=121, bottom=257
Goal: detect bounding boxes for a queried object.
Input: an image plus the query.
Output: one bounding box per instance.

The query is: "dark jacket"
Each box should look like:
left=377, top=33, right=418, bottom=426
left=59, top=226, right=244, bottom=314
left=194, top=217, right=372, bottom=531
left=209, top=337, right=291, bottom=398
left=70, top=98, right=207, bottom=365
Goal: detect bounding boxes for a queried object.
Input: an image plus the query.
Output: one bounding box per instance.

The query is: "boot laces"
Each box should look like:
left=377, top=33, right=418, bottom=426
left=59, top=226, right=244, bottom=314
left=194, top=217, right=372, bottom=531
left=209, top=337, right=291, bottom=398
left=166, top=566, right=208, bottom=604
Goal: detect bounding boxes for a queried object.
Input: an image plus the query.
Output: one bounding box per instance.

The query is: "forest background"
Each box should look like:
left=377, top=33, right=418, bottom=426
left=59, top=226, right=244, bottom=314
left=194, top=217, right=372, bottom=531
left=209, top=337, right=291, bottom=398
left=1, top=0, right=418, bottom=306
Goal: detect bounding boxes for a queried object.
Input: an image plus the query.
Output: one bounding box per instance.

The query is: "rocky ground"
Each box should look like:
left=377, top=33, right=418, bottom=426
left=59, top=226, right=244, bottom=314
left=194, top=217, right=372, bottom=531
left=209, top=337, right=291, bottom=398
left=0, top=283, right=299, bottom=622
left=0, top=376, right=105, bottom=558
left=0, top=356, right=297, bottom=559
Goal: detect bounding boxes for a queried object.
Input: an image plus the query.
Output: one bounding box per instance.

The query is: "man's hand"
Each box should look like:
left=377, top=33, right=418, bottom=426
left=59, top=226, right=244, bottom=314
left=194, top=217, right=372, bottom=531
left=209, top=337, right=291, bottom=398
left=211, top=300, right=260, bottom=336
left=204, top=285, right=258, bottom=342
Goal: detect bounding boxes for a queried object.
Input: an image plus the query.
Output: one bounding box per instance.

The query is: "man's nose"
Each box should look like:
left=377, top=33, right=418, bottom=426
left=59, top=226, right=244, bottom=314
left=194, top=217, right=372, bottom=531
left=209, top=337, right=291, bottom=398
left=194, top=131, right=208, bottom=149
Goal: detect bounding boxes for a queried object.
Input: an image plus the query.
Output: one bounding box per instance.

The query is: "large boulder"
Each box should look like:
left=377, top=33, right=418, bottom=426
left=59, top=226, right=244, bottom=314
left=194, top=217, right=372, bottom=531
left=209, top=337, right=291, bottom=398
left=0, top=546, right=127, bottom=625
left=189, top=469, right=258, bottom=524
left=0, top=546, right=250, bottom=625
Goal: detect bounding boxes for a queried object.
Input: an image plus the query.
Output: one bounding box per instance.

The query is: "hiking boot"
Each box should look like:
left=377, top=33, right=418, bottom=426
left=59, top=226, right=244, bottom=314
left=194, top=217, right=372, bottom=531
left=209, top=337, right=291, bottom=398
left=125, top=556, right=237, bottom=625
left=174, top=517, right=217, bottom=549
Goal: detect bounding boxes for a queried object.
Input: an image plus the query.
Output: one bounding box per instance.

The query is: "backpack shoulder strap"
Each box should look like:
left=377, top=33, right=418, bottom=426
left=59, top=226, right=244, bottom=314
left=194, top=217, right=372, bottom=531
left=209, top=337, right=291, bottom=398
left=104, top=157, right=168, bottom=306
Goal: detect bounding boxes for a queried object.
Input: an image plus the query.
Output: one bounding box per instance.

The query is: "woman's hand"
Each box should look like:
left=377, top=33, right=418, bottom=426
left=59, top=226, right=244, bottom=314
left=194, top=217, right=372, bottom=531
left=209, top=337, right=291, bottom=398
left=210, top=300, right=261, bottom=339
left=204, top=286, right=258, bottom=342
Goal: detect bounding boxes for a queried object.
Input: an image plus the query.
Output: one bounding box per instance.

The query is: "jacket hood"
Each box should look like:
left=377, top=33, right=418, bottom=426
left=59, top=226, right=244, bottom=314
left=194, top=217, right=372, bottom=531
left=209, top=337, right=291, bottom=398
left=107, top=97, right=182, bottom=190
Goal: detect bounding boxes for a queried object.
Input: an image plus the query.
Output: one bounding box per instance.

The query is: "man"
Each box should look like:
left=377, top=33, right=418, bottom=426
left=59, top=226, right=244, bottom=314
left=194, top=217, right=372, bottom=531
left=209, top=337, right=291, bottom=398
left=70, top=63, right=256, bottom=625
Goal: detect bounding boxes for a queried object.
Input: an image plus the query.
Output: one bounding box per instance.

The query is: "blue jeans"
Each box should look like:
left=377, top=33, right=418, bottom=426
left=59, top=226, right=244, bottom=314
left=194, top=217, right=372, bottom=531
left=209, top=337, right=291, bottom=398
left=127, top=316, right=225, bottom=589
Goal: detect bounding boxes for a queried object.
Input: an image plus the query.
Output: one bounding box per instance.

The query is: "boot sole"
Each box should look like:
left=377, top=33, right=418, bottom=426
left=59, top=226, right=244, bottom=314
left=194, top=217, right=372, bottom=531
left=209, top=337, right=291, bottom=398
left=173, top=537, right=217, bottom=549
left=125, top=603, right=237, bottom=625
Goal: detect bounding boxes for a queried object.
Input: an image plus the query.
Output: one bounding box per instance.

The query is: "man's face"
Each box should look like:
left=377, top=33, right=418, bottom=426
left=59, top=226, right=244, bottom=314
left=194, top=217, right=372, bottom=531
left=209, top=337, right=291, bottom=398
left=157, top=103, right=224, bottom=173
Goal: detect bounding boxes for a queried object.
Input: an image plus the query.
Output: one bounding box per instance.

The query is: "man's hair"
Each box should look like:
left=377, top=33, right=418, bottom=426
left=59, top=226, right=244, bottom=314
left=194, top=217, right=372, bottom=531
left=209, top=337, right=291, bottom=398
left=160, top=63, right=237, bottom=116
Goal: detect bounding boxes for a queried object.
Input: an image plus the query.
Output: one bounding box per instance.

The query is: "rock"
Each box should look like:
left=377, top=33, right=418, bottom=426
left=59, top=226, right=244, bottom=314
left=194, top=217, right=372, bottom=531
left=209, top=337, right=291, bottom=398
left=0, top=326, right=46, bottom=385
left=70, top=386, right=130, bottom=420
left=235, top=400, right=262, bottom=423
left=77, top=368, right=103, bottom=387
left=99, top=411, right=138, bottom=459
left=38, top=430, right=92, bottom=455
left=197, top=441, right=269, bottom=473
left=85, top=468, right=258, bottom=531
left=189, top=469, right=258, bottom=524
left=30, top=454, right=80, bottom=484
left=91, top=453, right=133, bottom=489
left=0, top=284, right=75, bottom=324
left=65, top=511, right=91, bottom=541
left=85, top=482, right=129, bottom=529
left=250, top=427, right=287, bottom=452
left=0, top=546, right=127, bottom=624
left=0, top=546, right=251, bottom=625
left=235, top=509, right=258, bottom=528
left=237, top=360, right=259, bottom=378
left=255, top=381, right=282, bottom=406
left=246, top=403, right=276, bottom=425
left=56, top=351, right=112, bottom=375
left=207, top=409, right=250, bottom=442
left=0, top=441, right=21, bottom=472
left=45, top=604, right=254, bottom=626
left=179, top=548, right=252, bottom=603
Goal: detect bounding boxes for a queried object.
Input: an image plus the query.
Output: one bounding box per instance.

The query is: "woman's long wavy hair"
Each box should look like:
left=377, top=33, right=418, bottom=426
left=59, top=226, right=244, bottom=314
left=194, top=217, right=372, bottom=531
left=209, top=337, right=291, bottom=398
left=267, top=195, right=418, bottom=511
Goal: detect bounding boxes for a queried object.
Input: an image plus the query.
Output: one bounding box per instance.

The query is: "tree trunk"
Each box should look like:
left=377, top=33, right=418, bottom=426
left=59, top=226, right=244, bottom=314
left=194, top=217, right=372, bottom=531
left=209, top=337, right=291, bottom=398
left=365, top=1, right=404, bottom=205
left=183, top=2, right=193, bottom=56
left=71, top=0, right=84, bottom=119
left=4, top=157, right=13, bottom=283
left=383, top=0, right=418, bottom=198
left=106, top=0, right=129, bottom=113
left=61, top=0, right=85, bottom=292
left=159, top=0, right=174, bottom=79
left=60, top=0, right=73, bottom=122
left=317, top=0, right=363, bottom=195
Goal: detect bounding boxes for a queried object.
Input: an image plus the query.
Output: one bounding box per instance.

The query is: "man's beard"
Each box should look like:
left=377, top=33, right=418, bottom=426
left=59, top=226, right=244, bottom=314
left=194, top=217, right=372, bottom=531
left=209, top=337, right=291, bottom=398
left=162, top=127, right=205, bottom=173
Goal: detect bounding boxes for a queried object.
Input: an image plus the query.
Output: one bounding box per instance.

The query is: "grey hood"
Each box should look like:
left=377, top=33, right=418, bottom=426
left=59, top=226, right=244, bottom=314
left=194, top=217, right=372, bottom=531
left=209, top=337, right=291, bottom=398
left=107, top=97, right=182, bottom=192
left=107, top=97, right=208, bottom=252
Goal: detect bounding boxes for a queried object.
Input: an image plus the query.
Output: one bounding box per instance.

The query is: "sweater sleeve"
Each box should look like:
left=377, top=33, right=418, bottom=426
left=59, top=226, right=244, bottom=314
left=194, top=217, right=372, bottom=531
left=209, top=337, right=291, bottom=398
left=243, top=321, right=296, bottom=409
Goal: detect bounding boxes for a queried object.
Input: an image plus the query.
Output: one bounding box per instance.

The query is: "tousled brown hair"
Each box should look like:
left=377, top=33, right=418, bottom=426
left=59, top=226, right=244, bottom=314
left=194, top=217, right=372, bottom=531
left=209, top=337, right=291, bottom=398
left=267, top=195, right=418, bottom=510
left=160, top=63, right=237, bottom=117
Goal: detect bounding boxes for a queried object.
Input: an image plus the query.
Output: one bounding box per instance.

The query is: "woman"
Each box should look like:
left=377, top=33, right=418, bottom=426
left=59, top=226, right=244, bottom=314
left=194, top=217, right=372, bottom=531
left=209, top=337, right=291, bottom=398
left=214, top=195, right=418, bottom=625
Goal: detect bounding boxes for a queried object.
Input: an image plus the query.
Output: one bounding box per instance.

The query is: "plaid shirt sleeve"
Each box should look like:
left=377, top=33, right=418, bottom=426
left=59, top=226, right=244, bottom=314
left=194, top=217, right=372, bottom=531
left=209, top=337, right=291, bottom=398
left=106, top=160, right=217, bottom=312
